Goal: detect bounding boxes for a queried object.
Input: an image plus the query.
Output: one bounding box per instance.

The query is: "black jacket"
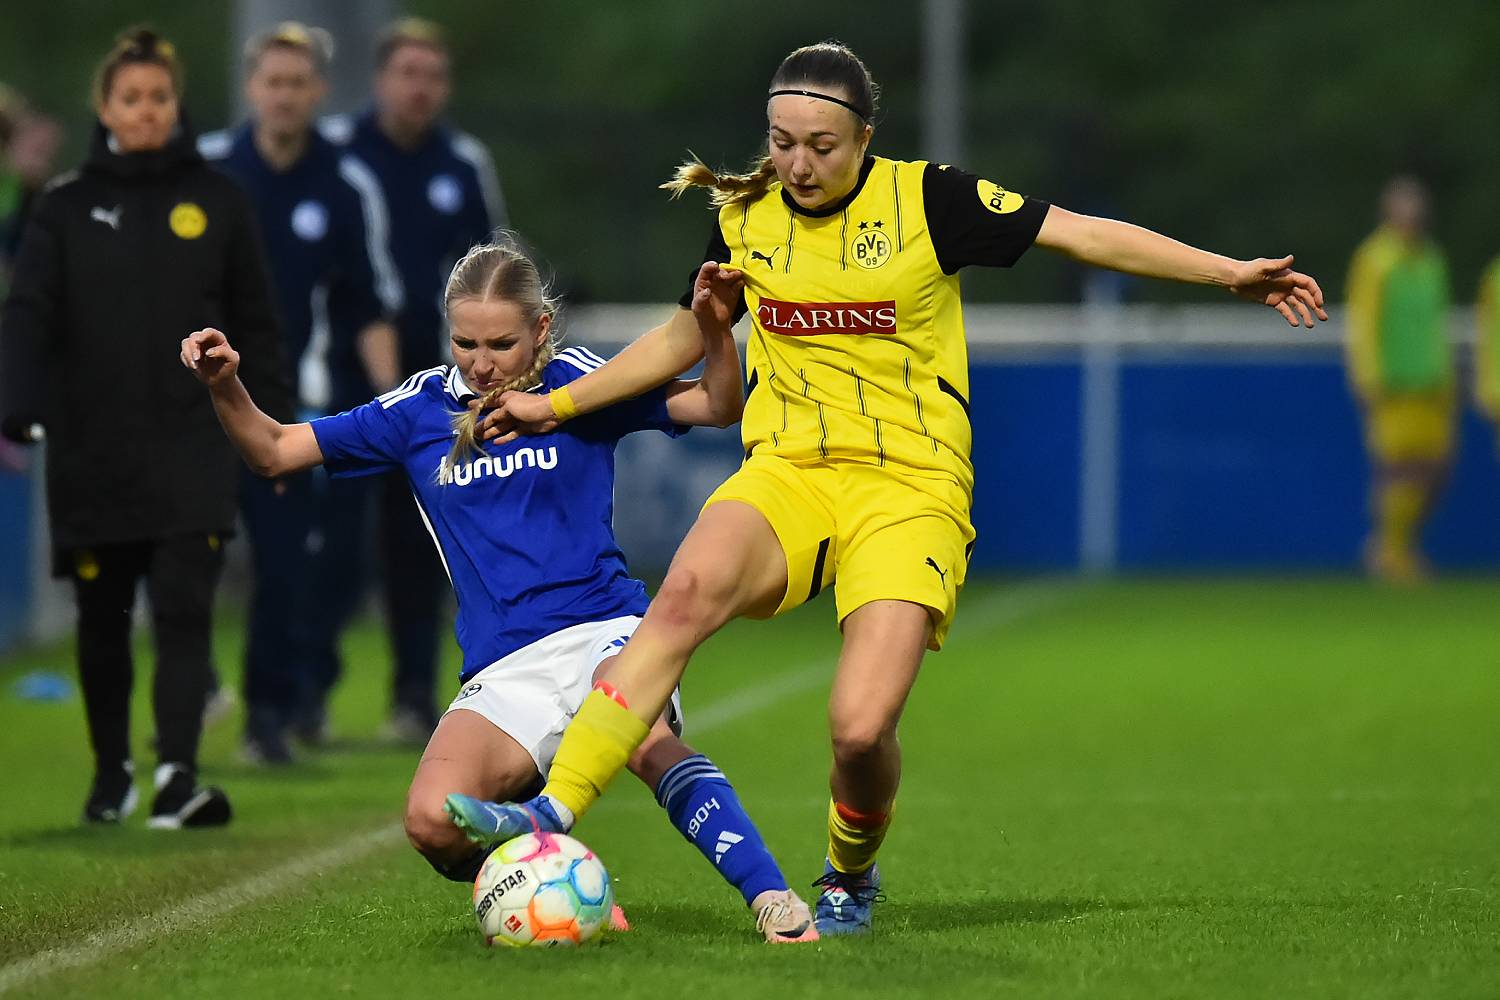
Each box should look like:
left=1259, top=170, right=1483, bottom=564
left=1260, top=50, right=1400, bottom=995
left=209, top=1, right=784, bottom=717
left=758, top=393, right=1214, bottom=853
left=0, top=122, right=290, bottom=562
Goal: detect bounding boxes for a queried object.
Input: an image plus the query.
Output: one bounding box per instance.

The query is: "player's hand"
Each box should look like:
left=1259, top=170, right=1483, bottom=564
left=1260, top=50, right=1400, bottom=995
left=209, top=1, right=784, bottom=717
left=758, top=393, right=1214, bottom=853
left=478, top=389, right=560, bottom=445
left=180, top=328, right=240, bottom=387
left=690, top=261, right=745, bottom=331
left=1228, top=256, right=1329, bottom=328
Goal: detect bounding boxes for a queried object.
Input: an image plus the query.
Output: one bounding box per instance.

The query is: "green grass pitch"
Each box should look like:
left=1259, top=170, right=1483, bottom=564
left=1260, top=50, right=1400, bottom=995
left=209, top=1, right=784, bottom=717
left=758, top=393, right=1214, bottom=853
left=0, top=578, right=1496, bottom=998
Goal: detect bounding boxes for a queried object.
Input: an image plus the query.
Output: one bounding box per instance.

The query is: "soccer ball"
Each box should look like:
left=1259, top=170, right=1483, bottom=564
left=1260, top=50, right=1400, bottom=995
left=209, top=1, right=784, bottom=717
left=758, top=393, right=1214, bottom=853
left=472, top=832, right=613, bottom=947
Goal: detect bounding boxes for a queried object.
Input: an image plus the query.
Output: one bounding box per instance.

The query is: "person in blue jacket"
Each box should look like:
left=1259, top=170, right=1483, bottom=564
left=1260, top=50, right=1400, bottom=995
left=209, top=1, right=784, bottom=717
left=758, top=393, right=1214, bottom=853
left=318, top=18, right=504, bottom=742
left=200, top=22, right=404, bottom=763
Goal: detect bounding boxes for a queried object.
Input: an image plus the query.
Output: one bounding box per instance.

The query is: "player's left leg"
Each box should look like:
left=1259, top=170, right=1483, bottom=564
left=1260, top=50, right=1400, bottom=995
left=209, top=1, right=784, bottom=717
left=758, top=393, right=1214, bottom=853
left=812, top=475, right=971, bottom=934
left=407, top=709, right=543, bottom=882
left=813, top=599, right=931, bottom=934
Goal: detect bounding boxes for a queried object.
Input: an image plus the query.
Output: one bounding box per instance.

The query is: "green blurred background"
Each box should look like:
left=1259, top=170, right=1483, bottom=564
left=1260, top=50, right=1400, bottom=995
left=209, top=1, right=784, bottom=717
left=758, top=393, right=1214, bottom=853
left=3, top=0, right=1498, bottom=305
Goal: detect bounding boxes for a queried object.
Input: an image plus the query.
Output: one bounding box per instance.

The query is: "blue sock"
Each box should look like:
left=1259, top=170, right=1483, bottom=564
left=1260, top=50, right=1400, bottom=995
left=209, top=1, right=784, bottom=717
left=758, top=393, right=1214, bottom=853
left=655, top=753, right=787, bottom=906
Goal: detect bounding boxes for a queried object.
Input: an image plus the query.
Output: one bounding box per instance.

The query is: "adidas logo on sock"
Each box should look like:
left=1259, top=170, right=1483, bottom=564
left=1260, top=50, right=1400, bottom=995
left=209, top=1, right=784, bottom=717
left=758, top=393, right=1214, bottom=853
left=714, top=830, right=744, bottom=863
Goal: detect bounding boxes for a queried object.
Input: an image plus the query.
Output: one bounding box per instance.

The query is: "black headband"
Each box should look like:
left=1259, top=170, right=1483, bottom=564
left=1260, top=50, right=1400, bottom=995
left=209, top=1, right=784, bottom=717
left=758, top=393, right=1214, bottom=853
left=767, top=89, right=869, bottom=123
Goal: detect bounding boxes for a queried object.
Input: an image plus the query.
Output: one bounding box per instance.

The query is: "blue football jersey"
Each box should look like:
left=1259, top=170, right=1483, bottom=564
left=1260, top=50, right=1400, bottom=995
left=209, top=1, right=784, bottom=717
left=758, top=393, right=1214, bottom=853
left=309, top=347, right=684, bottom=680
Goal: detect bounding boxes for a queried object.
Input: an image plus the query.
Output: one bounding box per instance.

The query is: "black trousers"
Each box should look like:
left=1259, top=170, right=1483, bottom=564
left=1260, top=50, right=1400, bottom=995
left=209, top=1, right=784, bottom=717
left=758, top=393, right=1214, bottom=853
left=69, top=534, right=223, bottom=772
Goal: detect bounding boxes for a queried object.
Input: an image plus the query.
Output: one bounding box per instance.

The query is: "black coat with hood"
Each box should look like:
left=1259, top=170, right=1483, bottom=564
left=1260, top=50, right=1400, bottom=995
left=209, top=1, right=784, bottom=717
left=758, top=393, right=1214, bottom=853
left=0, top=121, right=291, bottom=569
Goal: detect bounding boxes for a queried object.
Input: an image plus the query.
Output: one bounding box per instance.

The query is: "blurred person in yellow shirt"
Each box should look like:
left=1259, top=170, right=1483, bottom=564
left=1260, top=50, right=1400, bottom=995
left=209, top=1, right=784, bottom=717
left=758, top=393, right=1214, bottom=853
left=1346, top=177, right=1453, bottom=583
left=1475, top=254, right=1500, bottom=445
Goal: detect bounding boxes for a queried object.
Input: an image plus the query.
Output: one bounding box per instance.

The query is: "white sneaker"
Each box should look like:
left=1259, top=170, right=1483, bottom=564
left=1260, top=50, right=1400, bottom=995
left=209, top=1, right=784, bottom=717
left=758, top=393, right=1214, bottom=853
left=752, top=889, right=820, bottom=943
left=202, top=685, right=238, bottom=729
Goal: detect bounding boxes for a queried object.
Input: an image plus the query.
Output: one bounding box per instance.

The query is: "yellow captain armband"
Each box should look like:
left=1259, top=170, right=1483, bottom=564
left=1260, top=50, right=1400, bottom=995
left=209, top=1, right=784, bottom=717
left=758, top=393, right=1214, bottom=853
left=548, top=386, right=580, bottom=423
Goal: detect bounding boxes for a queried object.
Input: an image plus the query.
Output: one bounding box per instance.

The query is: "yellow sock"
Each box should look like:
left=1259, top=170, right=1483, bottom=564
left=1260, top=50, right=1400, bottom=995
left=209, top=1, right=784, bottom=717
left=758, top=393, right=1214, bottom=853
left=543, top=690, right=649, bottom=820
left=1378, top=479, right=1425, bottom=555
left=827, top=799, right=892, bottom=874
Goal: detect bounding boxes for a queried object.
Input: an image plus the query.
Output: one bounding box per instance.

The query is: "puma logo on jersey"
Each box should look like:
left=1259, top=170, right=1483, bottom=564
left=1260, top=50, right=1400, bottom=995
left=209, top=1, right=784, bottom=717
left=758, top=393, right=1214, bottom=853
left=90, top=205, right=122, bottom=230
left=750, top=248, right=780, bottom=268
left=925, top=557, right=948, bottom=585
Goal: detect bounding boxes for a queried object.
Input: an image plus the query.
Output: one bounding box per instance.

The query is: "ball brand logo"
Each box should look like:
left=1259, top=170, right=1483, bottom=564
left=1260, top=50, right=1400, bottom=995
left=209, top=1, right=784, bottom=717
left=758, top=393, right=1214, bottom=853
left=476, top=868, right=530, bottom=920
left=438, top=446, right=558, bottom=486
left=756, top=297, right=898, bottom=336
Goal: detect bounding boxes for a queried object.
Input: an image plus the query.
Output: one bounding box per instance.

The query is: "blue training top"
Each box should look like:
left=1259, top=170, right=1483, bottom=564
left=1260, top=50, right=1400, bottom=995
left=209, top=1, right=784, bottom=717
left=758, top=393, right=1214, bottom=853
left=320, top=111, right=503, bottom=375
left=309, top=347, right=684, bottom=681
left=200, top=124, right=403, bottom=412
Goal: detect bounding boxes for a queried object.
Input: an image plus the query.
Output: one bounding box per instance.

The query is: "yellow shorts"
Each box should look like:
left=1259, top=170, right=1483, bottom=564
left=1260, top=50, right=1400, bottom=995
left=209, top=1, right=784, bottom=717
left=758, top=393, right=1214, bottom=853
left=1366, top=392, right=1455, bottom=464
left=703, top=454, right=975, bottom=650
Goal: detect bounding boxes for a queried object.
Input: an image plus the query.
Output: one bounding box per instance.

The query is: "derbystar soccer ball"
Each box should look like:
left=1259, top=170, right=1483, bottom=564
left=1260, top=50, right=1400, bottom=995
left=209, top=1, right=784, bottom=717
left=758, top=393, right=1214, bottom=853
left=472, top=832, right=613, bottom=947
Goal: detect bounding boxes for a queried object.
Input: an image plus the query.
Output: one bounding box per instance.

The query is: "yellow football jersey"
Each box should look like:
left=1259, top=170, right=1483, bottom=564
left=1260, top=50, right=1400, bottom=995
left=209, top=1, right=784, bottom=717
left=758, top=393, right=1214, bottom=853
left=680, top=156, right=1048, bottom=500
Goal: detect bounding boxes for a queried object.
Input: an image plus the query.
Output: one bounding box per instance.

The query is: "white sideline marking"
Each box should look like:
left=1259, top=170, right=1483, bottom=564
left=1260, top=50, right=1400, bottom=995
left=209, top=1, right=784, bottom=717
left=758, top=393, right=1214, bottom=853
left=0, top=825, right=405, bottom=994
left=0, top=579, right=1080, bottom=992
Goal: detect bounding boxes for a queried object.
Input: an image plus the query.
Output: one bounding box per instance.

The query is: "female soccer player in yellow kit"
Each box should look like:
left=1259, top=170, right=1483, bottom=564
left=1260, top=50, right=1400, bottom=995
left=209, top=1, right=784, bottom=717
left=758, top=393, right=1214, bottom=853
left=458, top=41, right=1328, bottom=935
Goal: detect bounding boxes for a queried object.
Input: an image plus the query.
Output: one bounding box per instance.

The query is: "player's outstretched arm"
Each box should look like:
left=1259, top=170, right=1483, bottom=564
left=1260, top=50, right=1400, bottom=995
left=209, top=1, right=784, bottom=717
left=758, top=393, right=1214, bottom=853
left=180, top=327, right=324, bottom=477
left=664, top=262, right=746, bottom=428
left=480, top=293, right=711, bottom=442
left=1035, top=206, right=1329, bottom=328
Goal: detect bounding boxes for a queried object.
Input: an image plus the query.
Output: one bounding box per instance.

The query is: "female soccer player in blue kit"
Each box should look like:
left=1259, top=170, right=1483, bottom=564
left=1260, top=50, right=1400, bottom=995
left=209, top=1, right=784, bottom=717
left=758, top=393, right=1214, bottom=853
left=180, top=240, right=818, bottom=942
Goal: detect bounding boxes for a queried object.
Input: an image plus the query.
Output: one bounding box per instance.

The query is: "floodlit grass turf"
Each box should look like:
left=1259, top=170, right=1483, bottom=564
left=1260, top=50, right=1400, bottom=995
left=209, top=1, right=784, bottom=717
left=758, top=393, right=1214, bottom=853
left=0, top=578, right=1496, bottom=998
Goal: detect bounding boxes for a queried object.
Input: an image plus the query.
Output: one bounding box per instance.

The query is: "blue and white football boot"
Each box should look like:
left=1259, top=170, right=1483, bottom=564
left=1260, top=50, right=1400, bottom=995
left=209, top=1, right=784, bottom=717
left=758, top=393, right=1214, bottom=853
left=812, top=859, right=884, bottom=935
left=443, top=793, right=570, bottom=848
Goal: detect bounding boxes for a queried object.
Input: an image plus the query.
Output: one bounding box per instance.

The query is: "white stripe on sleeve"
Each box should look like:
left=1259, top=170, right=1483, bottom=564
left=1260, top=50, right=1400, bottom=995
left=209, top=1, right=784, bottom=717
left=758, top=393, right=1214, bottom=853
left=338, top=154, right=406, bottom=313
left=451, top=132, right=508, bottom=230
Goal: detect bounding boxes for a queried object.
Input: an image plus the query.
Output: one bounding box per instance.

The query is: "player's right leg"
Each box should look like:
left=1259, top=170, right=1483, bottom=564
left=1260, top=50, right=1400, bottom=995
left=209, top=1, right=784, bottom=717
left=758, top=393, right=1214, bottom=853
left=406, top=709, right=544, bottom=882
left=524, top=498, right=791, bottom=829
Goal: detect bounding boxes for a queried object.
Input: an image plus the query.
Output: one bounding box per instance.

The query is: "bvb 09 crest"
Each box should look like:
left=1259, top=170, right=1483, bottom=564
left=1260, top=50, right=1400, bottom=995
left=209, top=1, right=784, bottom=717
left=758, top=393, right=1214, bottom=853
left=849, top=225, right=891, bottom=270
left=169, top=202, right=208, bottom=240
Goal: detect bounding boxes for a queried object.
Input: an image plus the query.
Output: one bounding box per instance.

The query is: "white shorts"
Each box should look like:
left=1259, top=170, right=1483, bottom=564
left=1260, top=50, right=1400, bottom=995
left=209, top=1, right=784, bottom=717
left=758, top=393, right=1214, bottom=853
left=443, top=615, right=684, bottom=775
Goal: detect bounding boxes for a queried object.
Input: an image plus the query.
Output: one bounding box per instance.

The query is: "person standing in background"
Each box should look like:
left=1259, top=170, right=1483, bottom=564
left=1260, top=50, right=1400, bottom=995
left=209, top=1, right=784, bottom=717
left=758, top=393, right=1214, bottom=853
left=1475, top=253, right=1500, bottom=449
left=0, top=28, right=290, bottom=825
left=0, top=85, right=61, bottom=475
left=199, top=22, right=403, bottom=763
left=0, top=84, right=62, bottom=288
left=318, top=18, right=504, bottom=742
left=1345, top=177, right=1454, bottom=584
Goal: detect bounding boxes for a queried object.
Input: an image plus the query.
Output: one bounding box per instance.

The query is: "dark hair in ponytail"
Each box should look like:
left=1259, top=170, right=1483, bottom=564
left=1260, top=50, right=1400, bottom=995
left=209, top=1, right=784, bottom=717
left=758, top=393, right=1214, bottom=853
left=662, top=40, right=878, bottom=209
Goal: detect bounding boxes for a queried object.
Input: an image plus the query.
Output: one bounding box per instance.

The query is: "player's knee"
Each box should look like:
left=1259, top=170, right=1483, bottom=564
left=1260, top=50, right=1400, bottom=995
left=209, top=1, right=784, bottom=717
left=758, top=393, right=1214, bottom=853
left=404, top=795, right=464, bottom=859
left=650, top=566, right=727, bottom=636
left=830, top=717, right=896, bottom=767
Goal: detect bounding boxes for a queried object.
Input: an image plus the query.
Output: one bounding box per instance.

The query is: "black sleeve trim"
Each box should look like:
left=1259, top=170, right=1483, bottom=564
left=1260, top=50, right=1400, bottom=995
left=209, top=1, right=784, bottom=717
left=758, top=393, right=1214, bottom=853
left=678, top=215, right=747, bottom=322
left=923, top=162, right=1049, bottom=275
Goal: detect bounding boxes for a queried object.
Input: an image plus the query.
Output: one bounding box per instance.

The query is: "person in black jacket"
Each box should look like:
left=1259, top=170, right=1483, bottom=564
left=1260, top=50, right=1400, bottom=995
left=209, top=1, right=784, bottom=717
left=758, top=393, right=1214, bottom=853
left=0, top=28, right=291, bottom=827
